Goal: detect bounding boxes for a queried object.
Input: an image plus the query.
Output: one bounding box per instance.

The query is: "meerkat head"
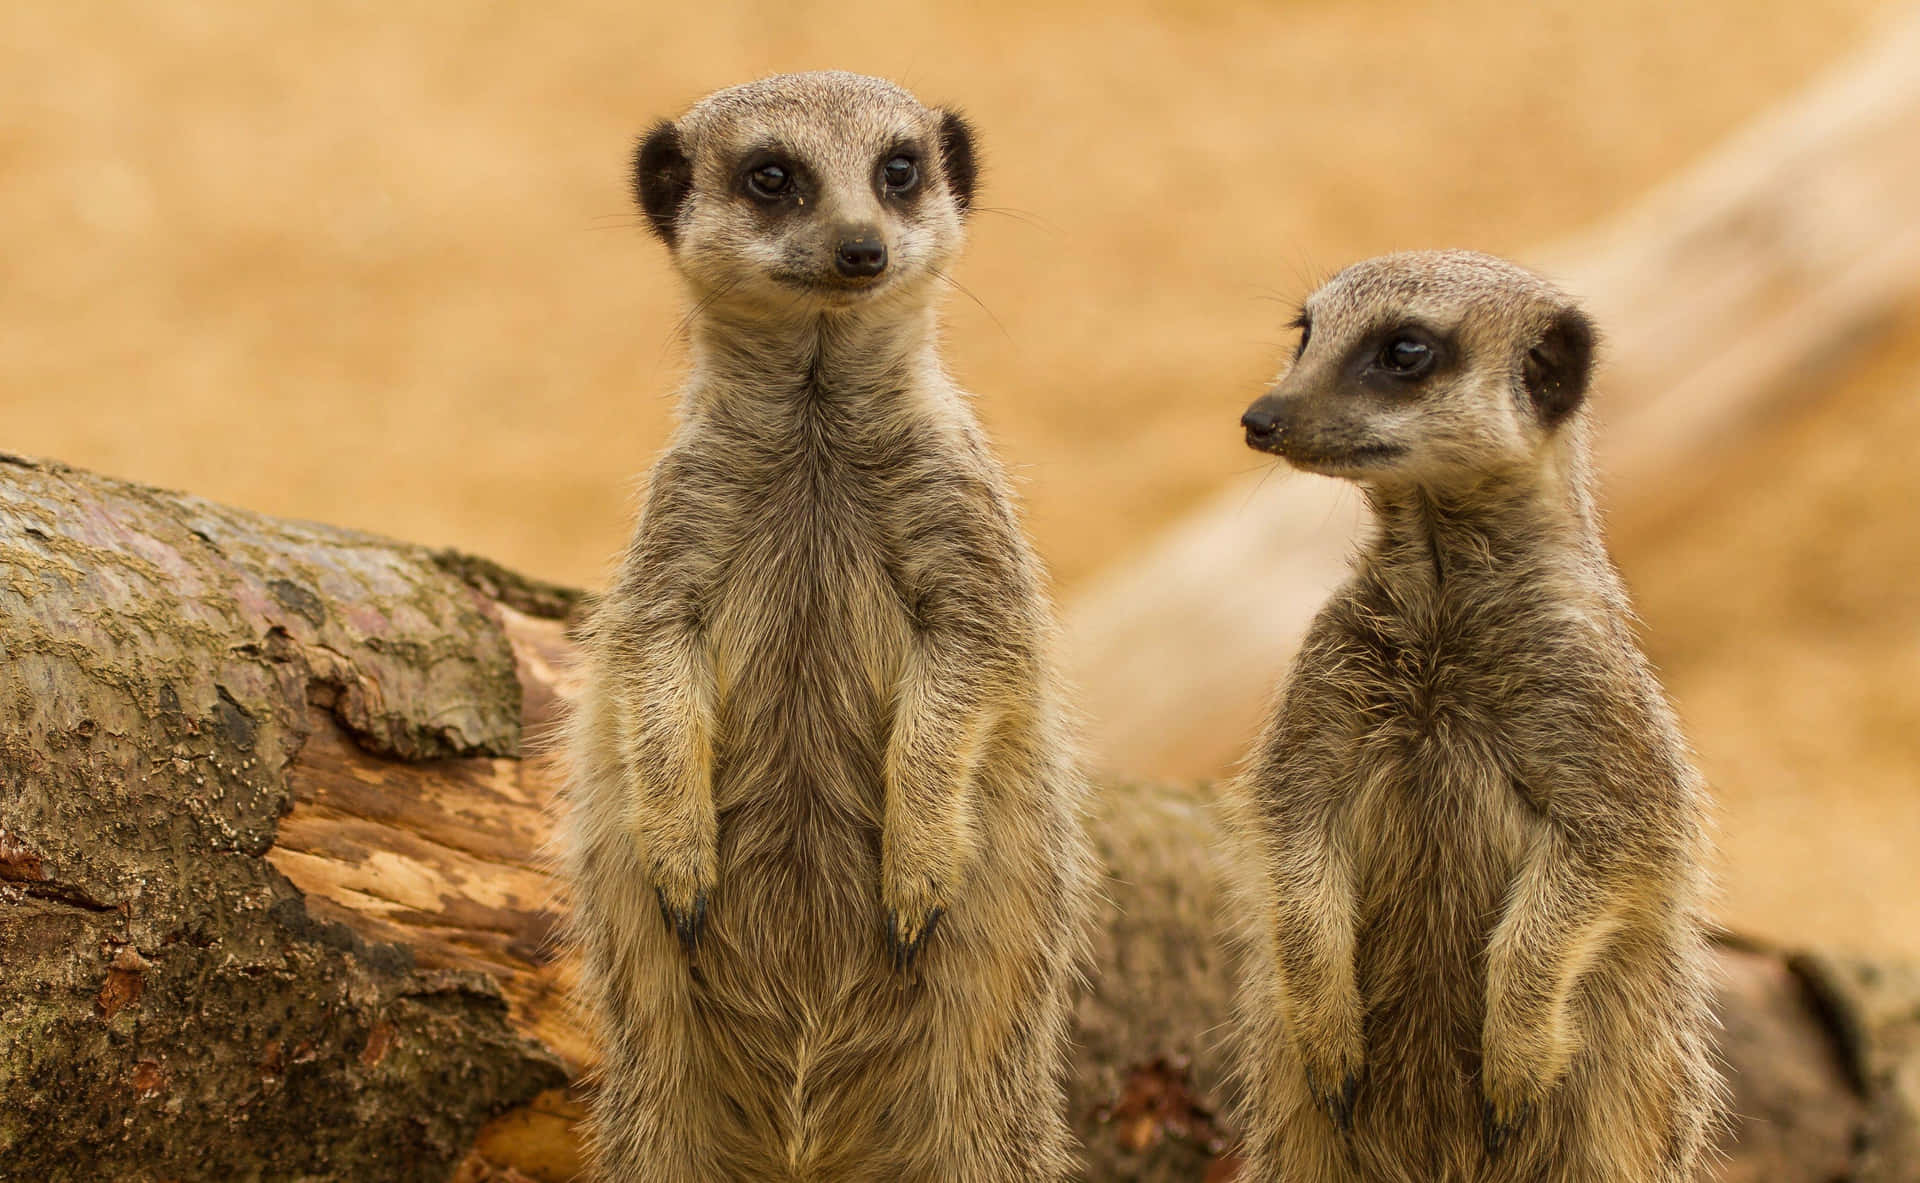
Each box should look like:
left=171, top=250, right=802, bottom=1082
left=1241, top=251, right=1596, bottom=492
left=631, top=71, right=977, bottom=319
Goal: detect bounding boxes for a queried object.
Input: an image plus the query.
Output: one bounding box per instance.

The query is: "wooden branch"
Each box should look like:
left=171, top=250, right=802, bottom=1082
left=1063, top=7, right=1920, bottom=780
left=0, top=452, right=566, bottom=1181
left=5, top=453, right=1917, bottom=1179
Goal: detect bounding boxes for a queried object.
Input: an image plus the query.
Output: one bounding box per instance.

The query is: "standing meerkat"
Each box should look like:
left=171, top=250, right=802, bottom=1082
left=1224, top=251, right=1723, bottom=1182
left=561, top=72, right=1093, bottom=1182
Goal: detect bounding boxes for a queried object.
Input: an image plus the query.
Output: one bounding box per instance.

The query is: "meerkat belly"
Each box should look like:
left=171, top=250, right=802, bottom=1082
left=702, top=510, right=913, bottom=972
left=1347, top=692, right=1537, bottom=1099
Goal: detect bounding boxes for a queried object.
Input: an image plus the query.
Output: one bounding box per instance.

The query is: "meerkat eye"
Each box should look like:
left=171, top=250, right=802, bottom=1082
left=1377, top=335, right=1435, bottom=378
left=746, top=163, right=792, bottom=199
left=881, top=155, right=919, bottom=194
left=1291, top=313, right=1312, bottom=358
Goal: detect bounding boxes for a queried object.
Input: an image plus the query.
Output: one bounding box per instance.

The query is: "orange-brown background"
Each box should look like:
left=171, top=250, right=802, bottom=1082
left=7, top=3, right=1916, bottom=955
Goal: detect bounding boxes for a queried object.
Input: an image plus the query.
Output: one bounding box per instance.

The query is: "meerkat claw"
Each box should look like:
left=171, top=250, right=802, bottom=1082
left=1481, top=1094, right=1532, bottom=1159
left=886, top=906, right=945, bottom=973
left=1305, top=1064, right=1362, bottom=1134
left=655, top=886, right=708, bottom=955
left=1333, top=1071, right=1360, bottom=1133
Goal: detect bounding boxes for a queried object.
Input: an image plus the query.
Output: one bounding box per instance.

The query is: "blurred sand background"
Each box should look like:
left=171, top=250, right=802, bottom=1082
left=5, top=4, right=1915, bottom=956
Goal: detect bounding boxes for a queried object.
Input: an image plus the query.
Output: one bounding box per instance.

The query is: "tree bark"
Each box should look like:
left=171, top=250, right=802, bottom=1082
left=3, top=452, right=1915, bottom=1181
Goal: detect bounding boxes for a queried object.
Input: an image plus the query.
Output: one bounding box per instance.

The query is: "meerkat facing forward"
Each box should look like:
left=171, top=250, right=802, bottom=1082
left=1225, top=251, right=1723, bottom=1182
left=561, top=72, right=1093, bottom=1182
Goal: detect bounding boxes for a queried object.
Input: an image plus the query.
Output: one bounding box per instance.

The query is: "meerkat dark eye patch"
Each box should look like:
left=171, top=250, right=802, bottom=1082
left=935, top=110, right=978, bottom=213
left=748, top=162, right=792, bottom=198
left=1523, top=305, right=1597, bottom=426
left=1356, top=324, right=1449, bottom=386
left=632, top=120, right=693, bottom=244
left=877, top=151, right=921, bottom=199
left=738, top=149, right=806, bottom=206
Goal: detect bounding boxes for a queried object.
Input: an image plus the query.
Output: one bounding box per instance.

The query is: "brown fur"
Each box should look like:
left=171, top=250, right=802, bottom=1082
left=559, top=72, right=1093, bottom=1182
left=1224, top=251, right=1725, bottom=1181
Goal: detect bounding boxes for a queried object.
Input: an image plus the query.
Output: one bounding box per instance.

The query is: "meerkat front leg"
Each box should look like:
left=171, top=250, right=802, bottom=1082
left=602, top=465, right=723, bottom=955
left=1265, top=823, right=1365, bottom=1132
left=1481, top=818, right=1643, bottom=1155
left=881, top=635, right=992, bottom=972
left=612, top=626, right=719, bottom=953
left=879, top=481, right=1032, bottom=974
left=1240, top=664, right=1369, bottom=1134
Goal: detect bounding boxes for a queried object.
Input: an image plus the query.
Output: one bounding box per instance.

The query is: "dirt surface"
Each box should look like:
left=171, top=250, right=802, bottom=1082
left=5, top=3, right=1914, bottom=979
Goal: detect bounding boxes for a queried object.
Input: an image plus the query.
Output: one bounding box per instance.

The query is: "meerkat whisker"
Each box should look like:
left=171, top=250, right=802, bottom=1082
left=967, top=205, right=1064, bottom=236
left=931, top=267, right=1011, bottom=341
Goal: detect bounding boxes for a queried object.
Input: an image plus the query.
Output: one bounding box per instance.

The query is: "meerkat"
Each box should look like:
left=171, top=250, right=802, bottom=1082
left=560, top=72, right=1093, bottom=1182
left=1223, top=250, right=1723, bottom=1182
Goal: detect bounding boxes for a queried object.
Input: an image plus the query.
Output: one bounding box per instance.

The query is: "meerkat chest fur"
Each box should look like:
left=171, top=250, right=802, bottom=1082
left=1327, top=496, right=1606, bottom=986
left=684, top=334, right=975, bottom=827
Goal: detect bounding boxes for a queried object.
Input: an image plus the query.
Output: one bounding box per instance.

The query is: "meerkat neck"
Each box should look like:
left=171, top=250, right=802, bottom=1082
left=1364, top=463, right=1602, bottom=592
left=686, top=304, right=943, bottom=410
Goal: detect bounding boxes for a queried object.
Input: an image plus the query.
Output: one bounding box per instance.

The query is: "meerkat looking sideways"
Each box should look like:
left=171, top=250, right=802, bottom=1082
left=561, top=72, right=1092, bottom=1182
left=1226, top=251, right=1723, bottom=1182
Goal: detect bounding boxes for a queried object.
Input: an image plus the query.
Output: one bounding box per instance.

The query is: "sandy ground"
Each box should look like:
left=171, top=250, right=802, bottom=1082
left=4, top=4, right=1915, bottom=954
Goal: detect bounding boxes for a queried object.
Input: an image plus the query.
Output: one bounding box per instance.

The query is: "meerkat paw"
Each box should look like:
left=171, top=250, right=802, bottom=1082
left=1288, top=1003, right=1366, bottom=1135
left=1300, top=1047, right=1365, bottom=1135
left=1480, top=1083, right=1538, bottom=1159
left=1480, top=1001, right=1580, bottom=1156
left=654, top=881, right=709, bottom=954
left=644, top=843, right=717, bottom=956
left=1479, top=1023, right=1573, bottom=1158
left=880, top=869, right=950, bottom=974
left=885, top=903, right=945, bottom=973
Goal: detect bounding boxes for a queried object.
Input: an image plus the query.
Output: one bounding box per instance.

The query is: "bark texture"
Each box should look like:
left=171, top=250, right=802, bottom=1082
left=2, top=453, right=1916, bottom=1182
left=0, top=452, right=567, bottom=1182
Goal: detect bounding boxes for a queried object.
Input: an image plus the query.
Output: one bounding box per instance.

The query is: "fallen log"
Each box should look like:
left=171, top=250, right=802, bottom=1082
left=1063, top=6, right=1920, bottom=780
left=3, top=454, right=1916, bottom=1181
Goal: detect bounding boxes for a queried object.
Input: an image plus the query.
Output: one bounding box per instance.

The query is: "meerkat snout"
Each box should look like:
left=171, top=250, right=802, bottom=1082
left=833, top=224, right=888, bottom=279
left=1240, top=403, right=1284, bottom=447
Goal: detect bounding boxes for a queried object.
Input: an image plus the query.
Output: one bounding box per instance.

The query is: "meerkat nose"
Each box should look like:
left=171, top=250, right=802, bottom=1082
left=1242, top=406, right=1283, bottom=444
left=835, top=236, right=888, bottom=279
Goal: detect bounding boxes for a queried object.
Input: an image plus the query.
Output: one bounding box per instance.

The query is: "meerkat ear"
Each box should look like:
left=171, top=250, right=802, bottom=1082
left=632, top=120, right=693, bottom=245
left=936, top=110, right=978, bottom=214
left=1523, top=305, right=1596, bottom=427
